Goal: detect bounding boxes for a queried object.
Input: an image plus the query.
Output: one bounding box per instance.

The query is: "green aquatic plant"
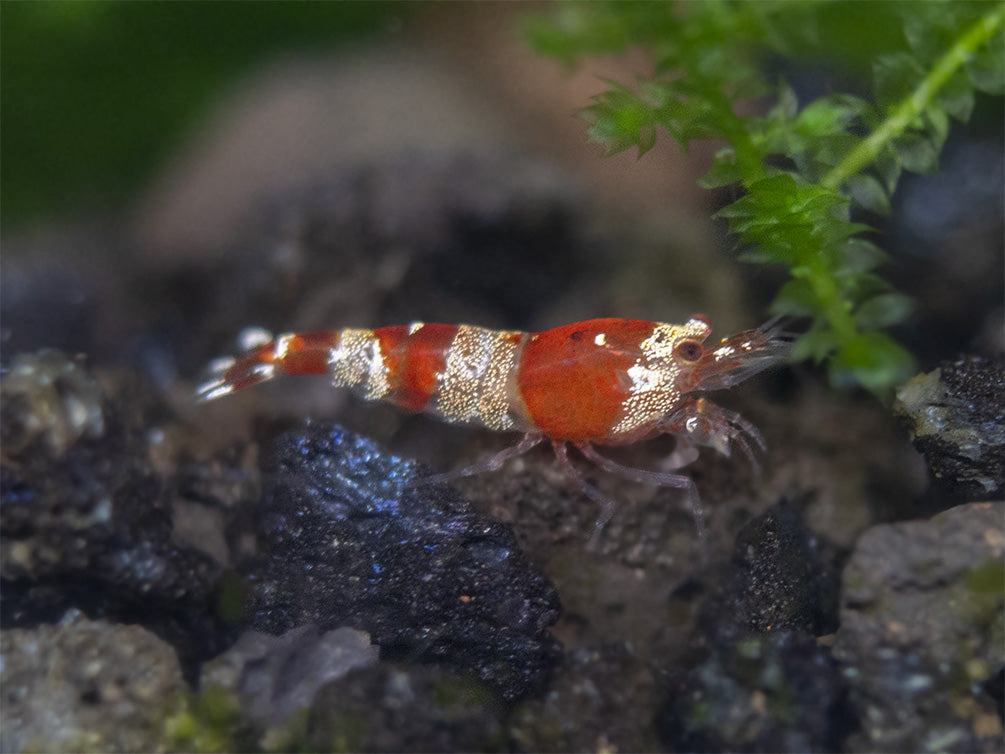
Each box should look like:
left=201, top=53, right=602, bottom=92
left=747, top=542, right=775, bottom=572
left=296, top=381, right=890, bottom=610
left=527, top=0, right=1004, bottom=396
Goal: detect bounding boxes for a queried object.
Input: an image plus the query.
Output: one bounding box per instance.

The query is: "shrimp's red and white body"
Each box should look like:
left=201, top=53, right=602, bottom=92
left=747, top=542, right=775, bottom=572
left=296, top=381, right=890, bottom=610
left=197, top=316, right=789, bottom=543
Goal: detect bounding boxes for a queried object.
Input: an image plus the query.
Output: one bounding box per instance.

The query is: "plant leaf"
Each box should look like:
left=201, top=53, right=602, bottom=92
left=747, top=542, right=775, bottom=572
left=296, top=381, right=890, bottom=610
left=698, top=148, right=742, bottom=189
left=854, top=292, right=914, bottom=329
left=844, top=174, right=891, bottom=215
left=792, top=325, right=839, bottom=363
left=829, top=332, right=917, bottom=395
left=874, top=52, right=927, bottom=111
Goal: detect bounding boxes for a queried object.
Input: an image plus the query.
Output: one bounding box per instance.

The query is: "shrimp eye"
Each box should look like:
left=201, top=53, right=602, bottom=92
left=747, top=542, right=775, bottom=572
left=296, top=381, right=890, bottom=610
left=673, top=340, right=704, bottom=363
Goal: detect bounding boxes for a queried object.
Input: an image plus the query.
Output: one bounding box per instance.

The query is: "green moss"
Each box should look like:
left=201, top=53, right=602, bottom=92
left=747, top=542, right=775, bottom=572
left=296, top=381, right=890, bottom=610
left=161, top=685, right=247, bottom=753
left=314, top=712, right=366, bottom=754
left=964, top=559, right=1005, bottom=597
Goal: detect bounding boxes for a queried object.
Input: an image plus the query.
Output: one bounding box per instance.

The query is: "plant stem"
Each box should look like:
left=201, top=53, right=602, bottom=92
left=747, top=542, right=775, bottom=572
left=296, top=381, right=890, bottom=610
left=716, top=96, right=767, bottom=183
left=808, top=254, right=855, bottom=342
left=822, top=4, right=1004, bottom=191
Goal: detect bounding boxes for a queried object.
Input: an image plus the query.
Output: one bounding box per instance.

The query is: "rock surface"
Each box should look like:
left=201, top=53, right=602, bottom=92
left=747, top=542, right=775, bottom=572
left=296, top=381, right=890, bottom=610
left=833, top=502, right=1004, bottom=753
left=304, top=662, right=505, bottom=753
left=660, top=630, right=848, bottom=753
left=1, top=610, right=185, bottom=753
left=1, top=351, right=233, bottom=670
left=200, top=625, right=379, bottom=746
left=728, top=498, right=841, bottom=636
left=895, top=357, right=1005, bottom=499
left=246, top=423, right=563, bottom=702
left=509, top=644, right=660, bottom=753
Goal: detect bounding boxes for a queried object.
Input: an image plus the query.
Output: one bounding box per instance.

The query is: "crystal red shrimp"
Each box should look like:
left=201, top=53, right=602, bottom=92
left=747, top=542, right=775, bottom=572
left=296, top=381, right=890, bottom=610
left=196, top=316, right=790, bottom=544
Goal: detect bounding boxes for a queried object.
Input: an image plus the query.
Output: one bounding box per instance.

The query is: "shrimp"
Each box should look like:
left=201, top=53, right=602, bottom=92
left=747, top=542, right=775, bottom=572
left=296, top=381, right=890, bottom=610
left=196, top=316, right=790, bottom=544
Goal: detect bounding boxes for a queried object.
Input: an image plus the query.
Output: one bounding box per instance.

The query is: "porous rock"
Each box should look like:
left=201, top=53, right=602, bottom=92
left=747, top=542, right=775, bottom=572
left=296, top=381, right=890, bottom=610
left=833, top=501, right=1004, bottom=753
left=1, top=350, right=231, bottom=667
left=894, top=357, right=1005, bottom=499
left=246, top=423, right=563, bottom=702
left=200, top=624, right=378, bottom=735
left=659, top=630, right=847, bottom=753
left=0, top=609, right=185, bottom=753
left=729, top=498, right=841, bottom=636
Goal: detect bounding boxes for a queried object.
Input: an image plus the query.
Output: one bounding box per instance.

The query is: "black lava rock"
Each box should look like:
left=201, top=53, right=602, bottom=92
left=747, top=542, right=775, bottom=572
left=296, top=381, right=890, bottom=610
left=655, top=501, right=849, bottom=752
left=660, top=630, right=850, bottom=753
left=0, top=350, right=233, bottom=669
left=245, top=423, right=562, bottom=702
left=894, top=356, right=1005, bottom=500
left=729, top=498, right=841, bottom=636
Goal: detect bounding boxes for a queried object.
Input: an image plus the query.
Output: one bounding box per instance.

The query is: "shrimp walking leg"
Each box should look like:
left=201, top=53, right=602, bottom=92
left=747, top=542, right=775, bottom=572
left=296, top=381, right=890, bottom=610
left=577, top=443, right=706, bottom=546
left=551, top=441, right=619, bottom=551
left=421, top=433, right=544, bottom=485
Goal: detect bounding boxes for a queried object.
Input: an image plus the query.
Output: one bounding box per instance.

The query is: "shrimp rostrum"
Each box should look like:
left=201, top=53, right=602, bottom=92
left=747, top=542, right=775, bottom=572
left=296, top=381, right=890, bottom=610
left=197, top=315, right=790, bottom=543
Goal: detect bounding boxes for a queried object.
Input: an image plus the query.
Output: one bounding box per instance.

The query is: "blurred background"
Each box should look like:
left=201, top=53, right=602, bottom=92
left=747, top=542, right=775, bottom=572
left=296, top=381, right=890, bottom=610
left=2, top=2, right=717, bottom=243
left=5, top=2, right=402, bottom=228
